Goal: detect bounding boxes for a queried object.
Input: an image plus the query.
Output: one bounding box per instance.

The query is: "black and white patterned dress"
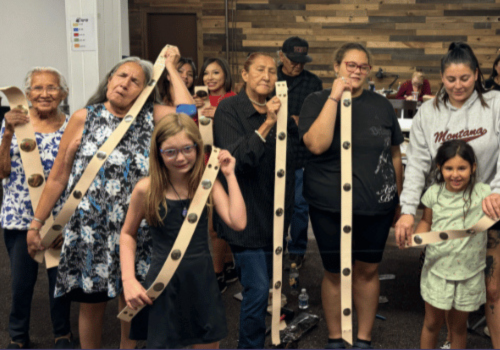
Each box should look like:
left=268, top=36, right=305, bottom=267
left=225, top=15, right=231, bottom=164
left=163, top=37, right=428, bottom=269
left=55, top=102, right=154, bottom=298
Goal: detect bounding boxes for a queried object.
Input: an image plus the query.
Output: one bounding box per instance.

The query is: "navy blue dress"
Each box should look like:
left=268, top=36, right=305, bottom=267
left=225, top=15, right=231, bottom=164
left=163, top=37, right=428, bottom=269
left=145, top=199, right=227, bottom=348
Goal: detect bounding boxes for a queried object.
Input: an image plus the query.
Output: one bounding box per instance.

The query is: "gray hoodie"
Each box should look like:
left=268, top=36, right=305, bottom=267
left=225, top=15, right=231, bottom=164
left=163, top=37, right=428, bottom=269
left=400, top=90, right=500, bottom=215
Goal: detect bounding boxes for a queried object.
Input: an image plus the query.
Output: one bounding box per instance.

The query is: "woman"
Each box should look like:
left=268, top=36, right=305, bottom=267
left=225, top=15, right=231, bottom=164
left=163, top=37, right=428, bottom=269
left=299, top=42, right=403, bottom=349
left=213, top=52, right=297, bottom=349
left=161, top=56, right=197, bottom=105
left=396, top=70, right=432, bottom=102
left=395, top=42, right=500, bottom=349
left=485, top=54, right=500, bottom=91
left=0, top=67, right=72, bottom=349
left=26, top=46, right=194, bottom=349
left=195, top=57, right=237, bottom=292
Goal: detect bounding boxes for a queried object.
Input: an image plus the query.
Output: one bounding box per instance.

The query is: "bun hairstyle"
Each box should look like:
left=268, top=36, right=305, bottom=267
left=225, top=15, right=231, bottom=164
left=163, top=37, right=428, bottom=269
left=434, top=42, right=488, bottom=109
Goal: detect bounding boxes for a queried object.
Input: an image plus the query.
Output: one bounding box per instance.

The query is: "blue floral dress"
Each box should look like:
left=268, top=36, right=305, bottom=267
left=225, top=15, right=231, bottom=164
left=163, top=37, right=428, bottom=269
left=54, top=103, right=154, bottom=298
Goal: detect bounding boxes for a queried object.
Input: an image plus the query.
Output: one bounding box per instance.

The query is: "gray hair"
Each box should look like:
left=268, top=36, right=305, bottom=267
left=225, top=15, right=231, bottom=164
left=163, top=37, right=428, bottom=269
left=86, top=56, right=161, bottom=106
left=24, top=67, right=69, bottom=96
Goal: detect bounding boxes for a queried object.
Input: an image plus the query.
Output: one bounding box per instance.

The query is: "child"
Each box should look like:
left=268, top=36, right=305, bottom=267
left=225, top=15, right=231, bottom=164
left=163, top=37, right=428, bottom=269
left=417, top=140, right=490, bottom=349
left=119, top=113, right=246, bottom=349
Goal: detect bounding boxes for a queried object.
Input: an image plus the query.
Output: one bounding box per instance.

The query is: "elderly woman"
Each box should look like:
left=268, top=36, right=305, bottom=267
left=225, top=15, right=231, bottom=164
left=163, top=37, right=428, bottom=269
left=26, top=47, right=194, bottom=349
left=395, top=71, right=432, bottom=102
left=299, top=42, right=403, bottom=349
left=213, top=52, right=297, bottom=348
left=0, top=67, right=72, bottom=349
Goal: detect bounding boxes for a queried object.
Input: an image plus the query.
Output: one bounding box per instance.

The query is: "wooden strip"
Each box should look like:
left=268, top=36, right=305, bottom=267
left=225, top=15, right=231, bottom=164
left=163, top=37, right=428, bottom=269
left=367, top=42, right=443, bottom=49
left=306, top=4, right=379, bottom=10
left=295, top=16, right=369, bottom=23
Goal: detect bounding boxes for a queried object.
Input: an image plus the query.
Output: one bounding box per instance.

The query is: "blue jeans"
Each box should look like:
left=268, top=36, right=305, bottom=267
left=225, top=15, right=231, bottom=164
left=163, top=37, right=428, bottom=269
left=288, top=169, right=309, bottom=256
left=4, top=229, right=71, bottom=343
left=231, top=246, right=273, bottom=349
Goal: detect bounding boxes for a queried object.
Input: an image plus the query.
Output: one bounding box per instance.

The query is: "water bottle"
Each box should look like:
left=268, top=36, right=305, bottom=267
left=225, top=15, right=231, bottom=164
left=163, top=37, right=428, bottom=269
left=289, top=263, right=299, bottom=296
left=298, top=288, right=309, bottom=309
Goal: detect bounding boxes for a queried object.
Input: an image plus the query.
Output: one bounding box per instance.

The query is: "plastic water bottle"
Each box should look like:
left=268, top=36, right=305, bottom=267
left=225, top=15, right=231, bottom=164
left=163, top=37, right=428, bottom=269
left=298, top=288, right=309, bottom=309
left=289, top=263, right=299, bottom=296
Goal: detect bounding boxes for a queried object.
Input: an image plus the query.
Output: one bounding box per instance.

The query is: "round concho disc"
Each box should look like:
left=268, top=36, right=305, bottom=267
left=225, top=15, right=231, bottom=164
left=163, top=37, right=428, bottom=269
left=200, top=117, right=211, bottom=126
left=28, top=174, right=44, bottom=188
left=20, top=138, right=36, bottom=152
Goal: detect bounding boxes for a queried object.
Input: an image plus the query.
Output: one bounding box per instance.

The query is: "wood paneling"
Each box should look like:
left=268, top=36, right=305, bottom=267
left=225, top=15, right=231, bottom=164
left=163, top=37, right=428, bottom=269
left=129, top=0, right=500, bottom=92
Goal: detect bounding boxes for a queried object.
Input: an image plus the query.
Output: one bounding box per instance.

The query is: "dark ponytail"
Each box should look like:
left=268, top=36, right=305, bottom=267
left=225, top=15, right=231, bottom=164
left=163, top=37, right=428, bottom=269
left=434, top=42, right=488, bottom=110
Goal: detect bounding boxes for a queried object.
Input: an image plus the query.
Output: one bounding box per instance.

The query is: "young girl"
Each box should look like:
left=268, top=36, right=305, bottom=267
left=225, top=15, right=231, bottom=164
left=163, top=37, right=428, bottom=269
left=120, top=113, right=246, bottom=349
left=417, top=140, right=490, bottom=349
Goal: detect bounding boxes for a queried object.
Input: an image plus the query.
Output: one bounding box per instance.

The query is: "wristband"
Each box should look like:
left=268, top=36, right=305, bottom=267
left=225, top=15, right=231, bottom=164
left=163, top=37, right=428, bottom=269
left=33, top=217, right=45, bottom=225
left=28, top=227, right=41, bottom=232
left=255, top=130, right=266, bottom=143
left=176, top=104, right=197, bottom=117
left=329, top=96, right=339, bottom=104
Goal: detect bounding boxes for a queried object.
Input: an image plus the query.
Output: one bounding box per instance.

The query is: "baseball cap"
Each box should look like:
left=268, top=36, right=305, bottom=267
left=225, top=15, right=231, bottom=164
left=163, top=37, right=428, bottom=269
left=282, top=36, right=312, bottom=63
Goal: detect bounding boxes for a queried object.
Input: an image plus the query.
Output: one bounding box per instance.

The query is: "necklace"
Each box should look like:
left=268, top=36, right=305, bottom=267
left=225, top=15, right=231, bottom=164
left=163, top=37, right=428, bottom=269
left=248, top=97, right=267, bottom=107
left=168, top=178, right=188, bottom=218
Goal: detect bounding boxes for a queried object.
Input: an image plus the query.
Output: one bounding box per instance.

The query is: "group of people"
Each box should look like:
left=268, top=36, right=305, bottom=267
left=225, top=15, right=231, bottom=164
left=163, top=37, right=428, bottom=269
left=1, top=34, right=500, bottom=350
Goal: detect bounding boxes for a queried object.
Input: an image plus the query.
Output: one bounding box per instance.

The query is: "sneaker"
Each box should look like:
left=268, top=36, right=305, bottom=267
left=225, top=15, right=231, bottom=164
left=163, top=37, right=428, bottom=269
left=216, top=272, right=227, bottom=293
left=286, top=254, right=305, bottom=270
left=224, top=262, right=238, bottom=284
left=352, top=340, right=373, bottom=349
left=440, top=341, right=451, bottom=349
left=325, top=340, right=346, bottom=349
left=54, top=335, right=74, bottom=349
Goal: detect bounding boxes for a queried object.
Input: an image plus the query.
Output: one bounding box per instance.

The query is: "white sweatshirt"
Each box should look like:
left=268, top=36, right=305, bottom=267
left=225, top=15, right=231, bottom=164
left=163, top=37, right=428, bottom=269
left=400, top=90, right=500, bottom=215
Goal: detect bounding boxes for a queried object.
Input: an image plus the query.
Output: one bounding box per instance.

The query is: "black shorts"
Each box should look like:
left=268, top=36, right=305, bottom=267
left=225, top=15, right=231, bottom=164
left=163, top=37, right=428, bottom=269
left=309, top=206, right=395, bottom=273
left=65, top=288, right=114, bottom=304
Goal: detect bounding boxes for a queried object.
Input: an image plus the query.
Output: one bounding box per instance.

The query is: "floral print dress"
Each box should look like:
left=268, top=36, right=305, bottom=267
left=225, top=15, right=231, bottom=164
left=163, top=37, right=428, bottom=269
left=55, top=102, right=154, bottom=298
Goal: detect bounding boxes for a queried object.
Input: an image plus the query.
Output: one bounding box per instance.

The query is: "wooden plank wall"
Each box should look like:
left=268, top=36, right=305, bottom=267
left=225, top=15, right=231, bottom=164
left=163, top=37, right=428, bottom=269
left=129, top=0, right=500, bottom=93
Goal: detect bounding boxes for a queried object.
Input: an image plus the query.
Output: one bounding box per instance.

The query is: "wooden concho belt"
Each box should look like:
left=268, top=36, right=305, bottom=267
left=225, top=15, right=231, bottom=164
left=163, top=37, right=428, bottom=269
left=271, top=81, right=288, bottom=345
left=195, top=86, right=213, bottom=147
left=340, top=91, right=353, bottom=345
left=31, top=44, right=172, bottom=264
left=0, top=86, right=60, bottom=268
left=410, top=215, right=498, bottom=247
left=117, top=146, right=221, bottom=321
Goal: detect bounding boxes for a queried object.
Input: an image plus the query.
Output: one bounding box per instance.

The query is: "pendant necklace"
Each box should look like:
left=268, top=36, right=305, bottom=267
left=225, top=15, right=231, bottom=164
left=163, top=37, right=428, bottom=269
left=168, top=178, right=188, bottom=218
left=248, top=97, right=267, bottom=107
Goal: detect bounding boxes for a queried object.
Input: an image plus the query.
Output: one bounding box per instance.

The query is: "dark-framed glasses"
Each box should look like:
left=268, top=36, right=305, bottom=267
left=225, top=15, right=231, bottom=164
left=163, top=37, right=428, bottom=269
left=344, top=62, right=371, bottom=75
left=159, top=144, right=197, bottom=159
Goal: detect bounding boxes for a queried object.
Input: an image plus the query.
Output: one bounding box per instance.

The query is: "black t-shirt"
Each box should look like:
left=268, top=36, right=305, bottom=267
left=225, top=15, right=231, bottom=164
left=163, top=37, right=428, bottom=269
left=298, top=89, right=404, bottom=215
left=485, top=78, right=500, bottom=91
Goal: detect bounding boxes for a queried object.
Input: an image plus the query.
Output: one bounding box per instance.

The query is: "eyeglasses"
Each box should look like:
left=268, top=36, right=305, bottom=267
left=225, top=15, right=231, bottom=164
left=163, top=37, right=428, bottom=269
left=29, top=86, right=61, bottom=95
left=159, top=144, right=197, bottom=159
left=344, top=62, right=371, bottom=75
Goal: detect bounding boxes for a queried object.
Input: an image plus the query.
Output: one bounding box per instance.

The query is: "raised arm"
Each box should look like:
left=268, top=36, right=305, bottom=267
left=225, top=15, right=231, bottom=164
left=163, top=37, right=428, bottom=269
left=212, top=150, right=247, bottom=231
left=302, top=78, right=350, bottom=155
left=26, top=108, right=86, bottom=256
left=120, top=178, right=153, bottom=310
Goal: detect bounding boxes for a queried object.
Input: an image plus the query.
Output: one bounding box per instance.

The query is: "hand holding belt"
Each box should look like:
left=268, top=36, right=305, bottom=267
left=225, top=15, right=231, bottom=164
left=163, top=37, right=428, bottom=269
left=340, top=91, right=353, bottom=345
left=271, top=81, right=288, bottom=345
left=409, top=215, right=498, bottom=247
left=34, top=44, right=172, bottom=265
left=0, top=86, right=60, bottom=268
left=195, top=86, right=213, bottom=147
left=117, top=146, right=221, bottom=321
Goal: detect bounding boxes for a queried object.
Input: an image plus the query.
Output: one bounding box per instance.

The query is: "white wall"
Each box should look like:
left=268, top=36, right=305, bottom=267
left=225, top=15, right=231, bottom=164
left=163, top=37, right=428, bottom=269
left=0, top=0, right=131, bottom=107
left=0, top=0, right=68, bottom=105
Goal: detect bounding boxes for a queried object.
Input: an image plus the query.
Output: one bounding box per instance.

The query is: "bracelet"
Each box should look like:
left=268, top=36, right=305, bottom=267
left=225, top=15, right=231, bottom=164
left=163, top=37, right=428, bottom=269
left=28, top=227, right=41, bottom=232
left=255, top=130, right=266, bottom=143
left=329, top=96, right=339, bottom=104
left=33, top=217, right=45, bottom=225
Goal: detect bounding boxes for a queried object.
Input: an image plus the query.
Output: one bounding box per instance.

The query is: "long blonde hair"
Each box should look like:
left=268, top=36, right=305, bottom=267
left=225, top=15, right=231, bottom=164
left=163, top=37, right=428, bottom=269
left=146, top=113, right=205, bottom=226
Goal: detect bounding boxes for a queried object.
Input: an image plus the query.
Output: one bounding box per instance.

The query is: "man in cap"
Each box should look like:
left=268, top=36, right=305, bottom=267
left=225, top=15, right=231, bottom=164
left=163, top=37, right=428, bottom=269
left=277, top=36, right=323, bottom=269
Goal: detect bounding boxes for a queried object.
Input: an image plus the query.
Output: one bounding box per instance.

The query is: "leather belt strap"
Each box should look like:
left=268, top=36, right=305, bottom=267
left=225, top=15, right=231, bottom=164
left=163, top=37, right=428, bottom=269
left=0, top=86, right=60, bottom=268
left=410, top=215, right=498, bottom=247
left=117, top=146, right=221, bottom=321
left=340, top=91, right=353, bottom=345
left=271, top=81, right=288, bottom=345
left=195, top=86, right=213, bottom=147
left=34, top=44, right=172, bottom=265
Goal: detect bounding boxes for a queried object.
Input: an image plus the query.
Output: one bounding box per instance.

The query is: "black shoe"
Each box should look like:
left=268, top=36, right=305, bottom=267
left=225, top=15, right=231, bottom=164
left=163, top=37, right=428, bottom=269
left=352, top=340, right=373, bottom=349
left=54, top=335, right=74, bottom=349
left=285, top=254, right=305, bottom=270
left=224, top=262, right=238, bottom=284
left=216, top=272, right=227, bottom=293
